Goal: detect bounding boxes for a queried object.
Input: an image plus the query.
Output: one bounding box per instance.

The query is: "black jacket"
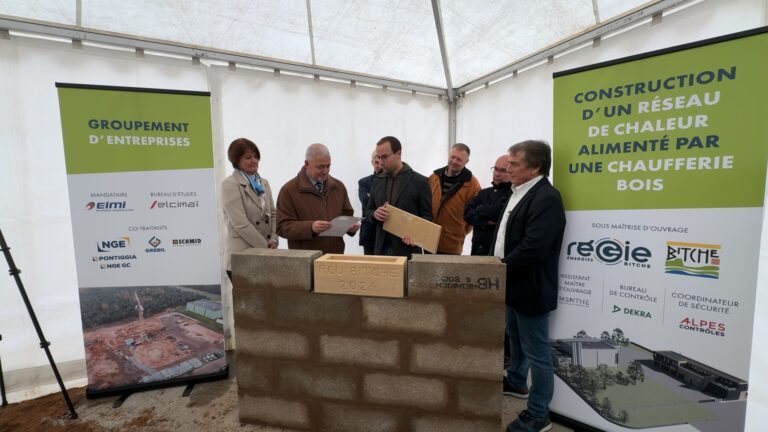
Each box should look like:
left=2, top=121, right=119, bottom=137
left=364, top=163, right=432, bottom=257
left=489, top=177, right=565, bottom=314
left=358, top=174, right=376, bottom=248
left=464, top=182, right=512, bottom=256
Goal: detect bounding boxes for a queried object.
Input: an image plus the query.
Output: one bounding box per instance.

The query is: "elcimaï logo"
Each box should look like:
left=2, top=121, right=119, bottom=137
left=665, top=241, right=720, bottom=279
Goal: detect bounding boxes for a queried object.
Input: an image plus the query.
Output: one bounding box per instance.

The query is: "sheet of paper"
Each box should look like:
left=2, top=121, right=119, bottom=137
left=382, top=204, right=441, bottom=253
left=318, top=216, right=361, bottom=237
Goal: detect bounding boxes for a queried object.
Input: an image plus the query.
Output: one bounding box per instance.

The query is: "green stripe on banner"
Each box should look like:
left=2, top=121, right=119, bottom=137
left=58, top=87, right=213, bottom=174
left=554, top=31, right=768, bottom=211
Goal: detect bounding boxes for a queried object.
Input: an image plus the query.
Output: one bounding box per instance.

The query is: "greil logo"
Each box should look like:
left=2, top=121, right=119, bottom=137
left=86, top=201, right=131, bottom=211
left=611, top=304, right=652, bottom=318
left=665, top=241, right=720, bottom=279
left=172, top=238, right=202, bottom=246
left=150, top=200, right=199, bottom=209
left=97, top=236, right=131, bottom=252
left=679, top=317, right=725, bottom=337
left=566, top=238, right=652, bottom=268
left=146, top=236, right=165, bottom=253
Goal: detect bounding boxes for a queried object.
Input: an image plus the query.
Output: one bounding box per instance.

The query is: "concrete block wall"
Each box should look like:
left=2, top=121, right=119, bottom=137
left=232, top=250, right=505, bottom=432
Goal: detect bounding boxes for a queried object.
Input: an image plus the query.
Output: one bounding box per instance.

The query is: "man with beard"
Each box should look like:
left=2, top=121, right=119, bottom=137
left=464, top=154, right=513, bottom=256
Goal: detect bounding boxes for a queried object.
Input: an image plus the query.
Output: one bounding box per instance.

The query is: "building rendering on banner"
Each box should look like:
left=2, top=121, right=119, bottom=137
left=186, top=299, right=223, bottom=320
left=653, top=351, right=748, bottom=401
left=552, top=338, right=620, bottom=368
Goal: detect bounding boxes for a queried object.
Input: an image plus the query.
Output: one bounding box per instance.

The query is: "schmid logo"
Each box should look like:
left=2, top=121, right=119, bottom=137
left=150, top=200, right=199, bottom=209
left=566, top=238, right=652, bottom=268
left=86, top=201, right=131, bottom=211
left=172, top=238, right=202, bottom=246
left=611, top=304, right=651, bottom=318
left=96, top=236, right=131, bottom=252
left=666, top=241, right=720, bottom=279
left=145, top=236, right=165, bottom=253
left=679, top=317, right=725, bottom=337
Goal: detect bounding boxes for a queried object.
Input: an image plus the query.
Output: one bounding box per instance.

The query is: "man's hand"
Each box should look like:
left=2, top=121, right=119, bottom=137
left=267, top=239, right=278, bottom=249
left=312, top=220, right=332, bottom=234
left=402, top=235, right=413, bottom=246
left=374, top=202, right=390, bottom=222
left=347, top=223, right=360, bottom=235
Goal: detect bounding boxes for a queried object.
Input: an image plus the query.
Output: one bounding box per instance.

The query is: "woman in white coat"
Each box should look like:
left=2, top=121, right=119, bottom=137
left=221, top=138, right=278, bottom=279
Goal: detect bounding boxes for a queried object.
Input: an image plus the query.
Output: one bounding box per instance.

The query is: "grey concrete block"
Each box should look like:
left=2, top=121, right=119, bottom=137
left=273, top=290, right=356, bottom=327
left=362, top=297, right=447, bottom=335
left=408, top=255, right=505, bottom=303
left=411, top=343, right=502, bottom=380
left=232, top=248, right=321, bottom=291
left=236, top=328, right=309, bottom=359
left=363, top=373, right=447, bottom=409
left=320, top=335, right=399, bottom=369
left=456, top=380, right=502, bottom=417
left=239, top=394, right=310, bottom=429
left=279, top=364, right=356, bottom=401
left=321, top=402, right=400, bottom=432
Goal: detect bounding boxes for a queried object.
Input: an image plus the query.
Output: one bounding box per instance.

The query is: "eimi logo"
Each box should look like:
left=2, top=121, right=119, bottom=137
left=85, top=201, right=130, bottom=211
left=566, top=238, right=652, bottom=268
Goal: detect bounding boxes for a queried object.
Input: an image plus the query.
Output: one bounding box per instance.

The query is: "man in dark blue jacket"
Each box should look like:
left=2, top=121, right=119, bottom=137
left=464, top=154, right=513, bottom=256
left=491, top=140, right=566, bottom=432
left=358, top=150, right=382, bottom=255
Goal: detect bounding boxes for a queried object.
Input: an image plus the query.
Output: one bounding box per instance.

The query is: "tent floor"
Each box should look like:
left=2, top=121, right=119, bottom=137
left=0, top=360, right=573, bottom=432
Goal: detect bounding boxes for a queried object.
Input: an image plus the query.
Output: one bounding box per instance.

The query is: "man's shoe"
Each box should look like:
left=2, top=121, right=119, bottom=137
left=503, top=380, right=529, bottom=399
left=506, top=410, right=552, bottom=432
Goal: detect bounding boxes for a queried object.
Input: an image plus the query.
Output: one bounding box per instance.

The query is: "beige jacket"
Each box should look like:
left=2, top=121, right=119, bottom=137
left=221, top=171, right=277, bottom=270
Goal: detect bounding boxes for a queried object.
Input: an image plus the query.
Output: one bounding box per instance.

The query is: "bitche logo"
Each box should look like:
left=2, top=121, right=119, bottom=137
left=666, top=241, right=720, bottom=279
left=85, top=201, right=132, bottom=212
left=566, top=238, right=652, bottom=268
left=146, top=236, right=165, bottom=253
left=97, top=236, right=131, bottom=252
left=679, top=317, right=725, bottom=337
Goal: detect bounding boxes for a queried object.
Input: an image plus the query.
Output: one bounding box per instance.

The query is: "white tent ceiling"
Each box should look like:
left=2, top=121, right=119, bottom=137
left=1, top=0, right=672, bottom=91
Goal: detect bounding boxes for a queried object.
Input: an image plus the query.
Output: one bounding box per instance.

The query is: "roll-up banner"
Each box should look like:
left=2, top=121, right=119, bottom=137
left=57, top=84, right=227, bottom=396
left=551, top=27, right=768, bottom=431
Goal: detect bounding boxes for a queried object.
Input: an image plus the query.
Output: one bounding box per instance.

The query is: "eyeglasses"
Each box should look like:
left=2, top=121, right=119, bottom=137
left=491, top=166, right=508, bottom=173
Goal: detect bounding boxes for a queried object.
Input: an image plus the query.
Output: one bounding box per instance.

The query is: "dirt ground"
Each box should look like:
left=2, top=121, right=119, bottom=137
left=0, top=357, right=573, bottom=432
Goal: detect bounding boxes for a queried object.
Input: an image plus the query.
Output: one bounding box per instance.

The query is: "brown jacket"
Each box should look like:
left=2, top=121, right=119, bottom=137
left=429, top=167, right=481, bottom=254
left=276, top=167, right=354, bottom=254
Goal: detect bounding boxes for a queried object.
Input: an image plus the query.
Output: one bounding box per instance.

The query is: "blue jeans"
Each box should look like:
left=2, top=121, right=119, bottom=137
left=505, top=305, right=553, bottom=418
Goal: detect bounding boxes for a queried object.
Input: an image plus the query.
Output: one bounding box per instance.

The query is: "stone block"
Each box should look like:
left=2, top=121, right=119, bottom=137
left=456, top=380, right=502, bottom=417
left=235, top=355, right=273, bottom=393
left=408, top=255, right=505, bottom=303
left=363, top=373, right=447, bottom=409
left=320, top=335, right=399, bottom=369
left=314, top=254, right=406, bottom=298
left=321, top=402, right=400, bottom=432
left=411, top=415, right=499, bottom=432
left=232, top=288, right=267, bottom=324
left=449, top=303, right=505, bottom=344
left=362, top=298, right=446, bottom=336
left=236, top=328, right=309, bottom=359
left=239, top=394, right=310, bottom=429
left=232, top=248, right=321, bottom=291
left=411, top=343, right=502, bottom=380
left=278, top=364, right=356, bottom=401
left=273, top=290, right=356, bottom=327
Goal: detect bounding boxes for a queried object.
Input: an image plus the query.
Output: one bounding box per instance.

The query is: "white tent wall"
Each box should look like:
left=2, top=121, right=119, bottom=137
left=0, top=35, right=448, bottom=401
left=455, top=0, right=768, bottom=429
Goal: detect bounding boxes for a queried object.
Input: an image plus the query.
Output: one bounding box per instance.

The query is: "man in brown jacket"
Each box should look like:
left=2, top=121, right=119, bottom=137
left=277, top=143, right=358, bottom=254
left=428, top=143, right=481, bottom=254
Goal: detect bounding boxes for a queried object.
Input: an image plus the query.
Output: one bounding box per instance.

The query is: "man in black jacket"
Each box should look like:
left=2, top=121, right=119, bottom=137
left=358, top=150, right=382, bottom=255
left=491, top=140, right=566, bottom=432
left=464, top=154, right=513, bottom=256
left=365, top=136, right=432, bottom=257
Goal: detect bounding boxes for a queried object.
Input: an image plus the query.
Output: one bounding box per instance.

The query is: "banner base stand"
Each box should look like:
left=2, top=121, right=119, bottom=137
left=85, top=366, right=229, bottom=400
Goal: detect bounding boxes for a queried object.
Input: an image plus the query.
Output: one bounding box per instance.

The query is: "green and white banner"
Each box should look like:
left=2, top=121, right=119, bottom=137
left=57, top=84, right=227, bottom=395
left=551, top=28, right=768, bottom=431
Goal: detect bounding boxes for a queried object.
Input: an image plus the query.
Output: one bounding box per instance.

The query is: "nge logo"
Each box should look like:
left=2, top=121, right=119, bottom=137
left=97, top=236, right=131, bottom=252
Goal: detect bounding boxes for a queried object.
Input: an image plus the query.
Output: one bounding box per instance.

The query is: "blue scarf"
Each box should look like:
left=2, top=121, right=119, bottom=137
left=240, top=171, right=265, bottom=195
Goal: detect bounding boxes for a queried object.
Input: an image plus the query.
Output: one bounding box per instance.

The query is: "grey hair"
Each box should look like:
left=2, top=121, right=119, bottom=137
left=305, top=143, right=331, bottom=160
